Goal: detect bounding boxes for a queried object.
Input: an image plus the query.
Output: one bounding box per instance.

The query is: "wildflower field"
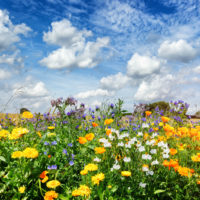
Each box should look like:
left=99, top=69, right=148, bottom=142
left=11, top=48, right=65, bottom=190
left=0, top=98, right=200, bottom=200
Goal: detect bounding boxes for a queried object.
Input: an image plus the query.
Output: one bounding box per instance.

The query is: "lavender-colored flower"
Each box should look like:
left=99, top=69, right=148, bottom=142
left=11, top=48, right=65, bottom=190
left=71, top=154, right=75, bottom=160
left=51, top=141, right=57, bottom=145
left=47, top=165, right=57, bottom=170
left=69, top=161, right=74, bottom=166
left=149, top=128, right=153, bottom=133
left=44, top=142, right=49, bottom=146
left=98, top=116, right=101, bottom=121
left=82, top=114, right=86, bottom=119
left=110, top=103, right=114, bottom=108
left=141, top=117, right=146, bottom=122
left=185, top=103, right=189, bottom=109
left=91, top=114, right=95, bottom=119
left=80, top=103, right=85, bottom=108
left=63, top=149, right=67, bottom=155
left=75, top=125, right=79, bottom=129
left=95, top=106, right=100, bottom=111
left=178, top=100, right=184, bottom=104
left=155, top=106, right=159, bottom=112
left=65, top=97, right=77, bottom=106
left=44, top=151, right=47, bottom=155
left=67, top=112, right=71, bottom=116
left=68, top=143, right=73, bottom=147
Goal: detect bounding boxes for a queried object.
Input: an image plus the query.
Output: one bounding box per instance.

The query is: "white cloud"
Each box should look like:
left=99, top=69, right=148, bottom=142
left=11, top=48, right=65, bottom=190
left=0, top=9, right=31, bottom=52
left=100, top=72, right=129, bottom=90
left=75, top=89, right=114, bottom=99
left=40, top=19, right=109, bottom=69
left=0, top=69, right=11, bottom=80
left=193, top=65, right=200, bottom=74
left=134, top=74, right=176, bottom=102
left=158, top=40, right=197, bottom=62
left=127, top=53, right=162, bottom=77
left=13, top=81, right=49, bottom=98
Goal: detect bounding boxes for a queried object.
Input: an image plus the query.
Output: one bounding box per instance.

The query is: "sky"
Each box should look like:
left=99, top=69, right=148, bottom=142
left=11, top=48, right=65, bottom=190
left=0, top=0, right=200, bottom=114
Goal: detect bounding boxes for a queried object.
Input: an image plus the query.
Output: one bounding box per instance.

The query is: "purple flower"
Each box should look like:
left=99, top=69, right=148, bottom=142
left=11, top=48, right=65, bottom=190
left=149, top=128, right=153, bottom=133
left=44, top=142, right=49, bottom=146
left=48, top=165, right=57, bottom=170
left=71, top=154, right=75, bottom=160
left=51, top=141, right=57, bottom=145
left=68, top=143, right=73, bottom=147
left=141, top=117, right=146, bottom=122
left=69, top=160, right=74, bottom=166
left=44, top=151, right=47, bottom=155
left=98, top=116, right=101, bottom=121
left=178, top=100, right=184, bottom=104
left=110, top=103, right=114, bottom=108
left=63, top=149, right=67, bottom=155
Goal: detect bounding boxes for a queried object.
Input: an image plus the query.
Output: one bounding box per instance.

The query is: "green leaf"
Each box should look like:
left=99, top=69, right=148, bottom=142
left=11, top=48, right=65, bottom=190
left=59, top=194, right=69, bottom=200
left=154, top=189, right=166, bottom=194
left=0, top=156, right=6, bottom=163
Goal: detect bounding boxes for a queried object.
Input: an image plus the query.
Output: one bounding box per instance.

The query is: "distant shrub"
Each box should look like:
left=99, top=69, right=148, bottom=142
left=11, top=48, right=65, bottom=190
left=145, top=101, right=170, bottom=113
left=195, top=110, right=200, bottom=117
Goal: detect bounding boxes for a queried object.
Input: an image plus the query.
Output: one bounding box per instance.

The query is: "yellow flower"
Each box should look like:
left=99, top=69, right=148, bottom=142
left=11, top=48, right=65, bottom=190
left=11, top=151, right=23, bottom=159
left=72, top=185, right=91, bottom=197
left=107, top=185, right=112, bottom=189
left=0, top=129, right=9, bottom=139
left=18, top=186, right=25, bottom=193
left=145, top=111, right=152, bottom=117
left=37, top=131, right=42, bottom=138
left=84, top=163, right=98, bottom=171
left=80, top=169, right=88, bottom=175
left=46, top=180, right=61, bottom=188
left=94, top=147, right=106, bottom=154
left=78, top=136, right=87, bottom=144
left=104, top=119, right=114, bottom=125
left=161, top=116, right=170, bottom=123
left=85, top=133, right=95, bottom=141
left=48, top=126, right=55, bottom=130
left=22, top=111, right=33, bottom=119
left=9, top=127, right=29, bottom=140
left=159, top=122, right=164, bottom=126
left=121, top=171, right=131, bottom=177
left=23, top=147, right=39, bottom=158
left=91, top=173, right=105, bottom=185
left=44, top=190, right=58, bottom=200
left=47, top=132, right=56, bottom=137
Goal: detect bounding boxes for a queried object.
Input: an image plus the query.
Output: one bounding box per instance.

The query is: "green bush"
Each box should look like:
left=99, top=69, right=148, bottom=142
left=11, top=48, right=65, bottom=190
left=145, top=101, right=170, bottom=113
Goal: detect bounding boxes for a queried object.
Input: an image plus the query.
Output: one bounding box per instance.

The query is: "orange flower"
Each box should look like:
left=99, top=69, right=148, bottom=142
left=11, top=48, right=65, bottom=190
left=44, top=191, right=58, bottom=200
left=161, top=116, right=170, bottom=123
left=48, top=155, right=51, bottom=158
left=92, top=122, right=98, bottom=127
left=106, top=129, right=112, bottom=136
left=170, top=148, right=177, bottom=156
left=78, top=137, right=87, bottom=144
left=104, top=119, right=114, bottom=125
left=85, top=133, right=95, bottom=141
left=95, top=147, right=106, bottom=154
left=40, top=171, right=48, bottom=179
left=145, top=111, right=152, bottom=117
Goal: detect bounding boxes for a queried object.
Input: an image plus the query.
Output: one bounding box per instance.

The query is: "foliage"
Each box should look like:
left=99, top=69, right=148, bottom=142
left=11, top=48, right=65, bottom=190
left=0, top=98, right=200, bottom=200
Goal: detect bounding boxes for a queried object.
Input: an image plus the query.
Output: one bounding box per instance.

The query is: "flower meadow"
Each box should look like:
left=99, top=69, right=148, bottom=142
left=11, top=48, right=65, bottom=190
left=0, top=98, right=200, bottom=200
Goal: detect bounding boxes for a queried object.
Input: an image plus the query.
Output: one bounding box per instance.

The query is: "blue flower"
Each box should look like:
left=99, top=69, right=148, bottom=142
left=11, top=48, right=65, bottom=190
left=51, top=141, right=57, bottom=145
left=44, top=141, right=49, bottom=146
left=69, top=160, right=74, bottom=166
left=63, top=149, right=67, bottom=155
left=68, top=143, right=73, bottom=147
left=47, top=165, right=57, bottom=170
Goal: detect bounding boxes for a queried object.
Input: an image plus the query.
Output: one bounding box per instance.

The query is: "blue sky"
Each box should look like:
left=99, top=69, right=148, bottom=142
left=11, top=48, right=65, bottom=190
left=0, top=0, right=200, bottom=113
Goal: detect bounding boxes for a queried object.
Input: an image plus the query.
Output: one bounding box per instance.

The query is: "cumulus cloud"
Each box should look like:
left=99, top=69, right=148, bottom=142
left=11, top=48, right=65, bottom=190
left=40, top=19, right=109, bottom=69
left=134, top=74, right=176, bottom=102
left=0, top=69, right=11, bottom=80
left=127, top=53, right=163, bottom=77
left=75, top=89, right=114, bottom=99
left=0, top=9, right=31, bottom=52
left=100, top=72, right=130, bottom=90
left=193, top=65, right=200, bottom=74
left=158, top=40, right=197, bottom=62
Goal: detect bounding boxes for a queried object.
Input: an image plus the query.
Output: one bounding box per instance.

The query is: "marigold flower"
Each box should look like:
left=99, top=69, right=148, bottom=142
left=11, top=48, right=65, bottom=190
left=0, top=129, right=9, bottom=139
left=40, top=171, right=48, bottom=179
left=104, top=119, right=114, bottom=125
left=44, top=190, right=58, bottom=200
left=191, top=154, right=200, bottom=162
left=9, top=127, right=29, bottom=140
left=106, top=129, right=112, bottom=136
left=23, top=147, right=39, bottom=158
left=91, top=173, right=105, bottom=185
left=84, top=163, right=98, bottom=171
left=37, top=131, right=42, bottom=138
left=121, top=171, right=131, bottom=177
left=11, top=151, right=23, bottom=159
left=161, top=116, right=170, bottom=123
left=92, top=122, right=98, bottom=127
left=46, top=180, right=61, bottom=188
left=78, top=137, right=87, bottom=144
left=80, top=169, right=88, bottom=175
left=85, top=133, right=95, bottom=141
left=95, top=147, right=106, bottom=154
left=18, top=186, right=25, bottom=193
left=72, top=189, right=81, bottom=197
left=22, top=111, right=33, bottom=119
left=145, top=111, right=152, bottom=117
left=42, top=176, right=49, bottom=183
left=48, top=126, right=55, bottom=130
left=72, top=185, right=91, bottom=197
left=170, top=148, right=177, bottom=156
